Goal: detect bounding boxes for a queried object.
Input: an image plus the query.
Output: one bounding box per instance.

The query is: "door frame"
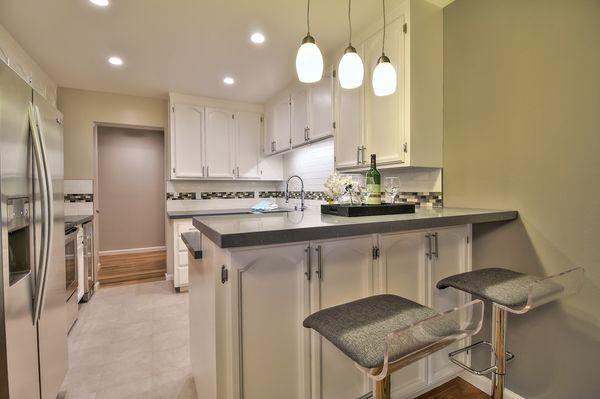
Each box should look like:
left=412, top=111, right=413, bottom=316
left=92, top=122, right=165, bottom=273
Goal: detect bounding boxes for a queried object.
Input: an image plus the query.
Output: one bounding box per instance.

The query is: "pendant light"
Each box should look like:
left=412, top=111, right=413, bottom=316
left=338, top=0, right=364, bottom=89
left=372, top=0, right=397, bottom=96
left=296, top=0, right=324, bottom=83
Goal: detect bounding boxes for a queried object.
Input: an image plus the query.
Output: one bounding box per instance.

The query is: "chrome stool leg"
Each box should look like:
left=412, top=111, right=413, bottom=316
left=492, top=303, right=507, bottom=399
left=375, top=375, right=391, bottom=399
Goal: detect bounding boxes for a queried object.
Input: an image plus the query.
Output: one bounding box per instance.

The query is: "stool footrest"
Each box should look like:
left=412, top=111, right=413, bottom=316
left=448, top=341, right=514, bottom=376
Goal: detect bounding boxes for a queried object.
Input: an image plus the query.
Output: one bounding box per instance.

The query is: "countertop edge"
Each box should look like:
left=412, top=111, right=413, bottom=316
left=181, top=231, right=203, bottom=259
left=193, top=209, right=518, bottom=249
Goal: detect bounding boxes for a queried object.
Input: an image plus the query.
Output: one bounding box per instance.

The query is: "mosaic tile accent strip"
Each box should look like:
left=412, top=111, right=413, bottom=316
left=258, top=191, right=285, bottom=199
left=165, top=190, right=442, bottom=206
left=395, top=192, right=443, bottom=207
left=200, top=192, right=255, bottom=200
left=166, top=192, right=197, bottom=200
left=64, top=194, right=93, bottom=203
left=166, top=191, right=255, bottom=200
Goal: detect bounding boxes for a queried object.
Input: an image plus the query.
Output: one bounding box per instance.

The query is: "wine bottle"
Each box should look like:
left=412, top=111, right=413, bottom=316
left=365, top=154, right=381, bottom=205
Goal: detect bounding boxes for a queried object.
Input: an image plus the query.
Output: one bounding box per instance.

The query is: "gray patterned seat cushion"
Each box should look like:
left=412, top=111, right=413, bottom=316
left=437, top=268, right=540, bottom=308
left=303, top=295, right=459, bottom=369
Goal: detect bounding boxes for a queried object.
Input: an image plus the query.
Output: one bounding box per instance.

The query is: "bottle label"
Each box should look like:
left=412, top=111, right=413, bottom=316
left=366, top=184, right=381, bottom=205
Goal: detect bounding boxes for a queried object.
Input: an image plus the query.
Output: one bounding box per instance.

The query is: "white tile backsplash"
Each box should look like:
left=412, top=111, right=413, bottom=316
left=282, top=138, right=335, bottom=192
left=64, top=179, right=93, bottom=194
left=64, top=202, right=93, bottom=216
left=166, top=180, right=279, bottom=194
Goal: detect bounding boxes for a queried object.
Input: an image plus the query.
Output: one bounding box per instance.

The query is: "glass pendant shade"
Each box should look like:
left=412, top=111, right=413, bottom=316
left=338, top=46, right=364, bottom=89
left=372, top=55, right=397, bottom=96
left=296, top=35, right=324, bottom=83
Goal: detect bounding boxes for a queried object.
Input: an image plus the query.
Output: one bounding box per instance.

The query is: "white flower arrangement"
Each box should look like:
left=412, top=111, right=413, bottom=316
left=324, top=173, right=353, bottom=204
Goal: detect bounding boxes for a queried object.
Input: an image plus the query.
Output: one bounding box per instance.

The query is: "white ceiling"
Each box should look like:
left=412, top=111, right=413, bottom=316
left=0, top=0, right=413, bottom=103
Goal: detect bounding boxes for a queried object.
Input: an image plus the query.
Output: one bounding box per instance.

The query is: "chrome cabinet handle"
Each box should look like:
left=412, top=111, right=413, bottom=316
left=432, top=232, right=439, bottom=259
left=357, top=146, right=361, bottom=165
left=425, top=234, right=432, bottom=259
left=206, top=165, right=209, bottom=176
left=361, top=146, right=366, bottom=165
left=315, top=245, right=323, bottom=280
left=305, top=246, right=311, bottom=281
left=202, top=165, right=205, bottom=176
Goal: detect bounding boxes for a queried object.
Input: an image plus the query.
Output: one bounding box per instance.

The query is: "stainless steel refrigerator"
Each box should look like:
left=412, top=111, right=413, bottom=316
left=0, top=61, right=68, bottom=398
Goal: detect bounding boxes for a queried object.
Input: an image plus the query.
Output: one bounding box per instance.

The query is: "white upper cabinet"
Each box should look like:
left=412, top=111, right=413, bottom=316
left=205, top=107, right=234, bottom=178
left=291, top=88, right=309, bottom=147
left=235, top=111, right=262, bottom=179
left=335, top=51, right=364, bottom=169
left=264, top=68, right=335, bottom=156
left=169, top=93, right=283, bottom=180
left=364, top=16, right=406, bottom=167
left=335, top=0, right=443, bottom=170
left=171, top=103, right=205, bottom=178
left=309, top=67, right=334, bottom=142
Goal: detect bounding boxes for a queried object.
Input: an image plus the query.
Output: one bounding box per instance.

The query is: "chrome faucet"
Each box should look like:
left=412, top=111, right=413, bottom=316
left=285, top=175, right=305, bottom=211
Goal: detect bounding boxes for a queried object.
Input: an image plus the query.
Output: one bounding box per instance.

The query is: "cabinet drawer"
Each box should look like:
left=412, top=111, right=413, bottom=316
left=177, top=266, right=189, bottom=286
left=177, top=237, right=188, bottom=252
left=176, top=221, right=194, bottom=236
left=177, top=251, right=189, bottom=267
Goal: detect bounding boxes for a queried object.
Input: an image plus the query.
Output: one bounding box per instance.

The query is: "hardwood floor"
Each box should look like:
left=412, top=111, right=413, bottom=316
left=416, top=377, right=489, bottom=399
left=98, top=250, right=166, bottom=287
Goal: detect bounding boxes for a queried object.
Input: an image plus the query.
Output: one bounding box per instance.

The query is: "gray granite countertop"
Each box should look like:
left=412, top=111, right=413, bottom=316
left=64, top=214, right=93, bottom=226
left=193, top=207, right=518, bottom=248
left=181, top=231, right=203, bottom=259
left=167, top=208, right=294, bottom=219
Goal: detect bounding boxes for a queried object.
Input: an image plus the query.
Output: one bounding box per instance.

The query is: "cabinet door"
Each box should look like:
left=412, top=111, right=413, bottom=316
left=273, top=97, right=291, bottom=152
left=364, top=16, right=406, bottom=166
left=379, top=231, right=429, bottom=396
left=233, top=244, right=311, bottom=399
left=291, top=88, right=310, bottom=147
left=236, top=111, right=261, bottom=178
left=309, top=68, right=334, bottom=142
left=205, top=107, right=234, bottom=178
left=171, top=104, right=204, bottom=178
left=264, top=106, right=276, bottom=155
left=259, top=154, right=284, bottom=180
left=428, top=226, right=470, bottom=381
left=311, top=237, right=374, bottom=399
left=334, top=51, right=363, bottom=169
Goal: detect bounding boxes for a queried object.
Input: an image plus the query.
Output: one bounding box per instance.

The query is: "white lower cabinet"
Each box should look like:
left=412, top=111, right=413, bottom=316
left=173, top=218, right=195, bottom=288
left=310, top=236, right=374, bottom=399
left=231, top=244, right=311, bottom=399
left=193, top=225, right=471, bottom=399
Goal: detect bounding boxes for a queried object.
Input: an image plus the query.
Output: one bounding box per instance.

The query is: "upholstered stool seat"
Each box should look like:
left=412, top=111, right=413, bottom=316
left=436, top=266, right=584, bottom=399
left=437, top=268, right=543, bottom=308
left=303, top=294, right=484, bottom=399
left=304, top=294, right=459, bottom=369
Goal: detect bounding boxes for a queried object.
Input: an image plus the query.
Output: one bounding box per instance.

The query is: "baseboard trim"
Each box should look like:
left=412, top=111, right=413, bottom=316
left=99, top=246, right=166, bottom=256
left=165, top=273, right=174, bottom=281
left=460, top=372, right=525, bottom=399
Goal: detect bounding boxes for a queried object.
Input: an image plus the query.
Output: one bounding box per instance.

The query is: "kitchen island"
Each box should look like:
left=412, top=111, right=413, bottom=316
left=188, top=207, right=517, bottom=399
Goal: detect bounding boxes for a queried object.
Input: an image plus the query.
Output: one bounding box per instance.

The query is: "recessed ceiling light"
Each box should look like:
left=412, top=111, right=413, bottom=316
left=223, top=77, right=235, bottom=85
left=90, top=0, right=109, bottom=6
left=108, top=56, right=123, bottom=66
left=250, top=32, right=266, bottom=44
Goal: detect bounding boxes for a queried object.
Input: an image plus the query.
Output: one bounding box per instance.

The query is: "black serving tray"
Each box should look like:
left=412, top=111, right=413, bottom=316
left=321, top=203, right=416, bottom=217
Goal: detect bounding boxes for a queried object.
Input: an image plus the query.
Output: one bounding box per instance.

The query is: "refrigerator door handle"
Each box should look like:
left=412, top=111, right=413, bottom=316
left=29, top=103, right=53, bottom=324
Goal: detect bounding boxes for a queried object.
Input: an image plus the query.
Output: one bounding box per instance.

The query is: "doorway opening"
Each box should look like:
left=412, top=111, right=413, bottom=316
left=94, top=124, right=166, bottom=287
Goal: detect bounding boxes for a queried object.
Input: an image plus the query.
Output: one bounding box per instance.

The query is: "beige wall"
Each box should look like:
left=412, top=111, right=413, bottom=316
left=57, top=87, right=167, bottom=180
left=444, top=0, right=600, bottom=397
left=98, top=126, right=165, bottom=252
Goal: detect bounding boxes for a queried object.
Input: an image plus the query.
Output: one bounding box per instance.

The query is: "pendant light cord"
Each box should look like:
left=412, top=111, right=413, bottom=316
left=307, top=0, right=311, bottom=35
left=348, top=0, right=352, bottom=45
left=382, top=0, right=386, bottom=55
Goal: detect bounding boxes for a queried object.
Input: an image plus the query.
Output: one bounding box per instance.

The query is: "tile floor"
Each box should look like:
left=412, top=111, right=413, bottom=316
left=59, top=280, right=196, bottom=399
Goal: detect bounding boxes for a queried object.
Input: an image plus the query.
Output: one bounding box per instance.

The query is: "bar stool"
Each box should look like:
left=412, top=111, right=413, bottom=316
left=303, top=294, right=485, bottom=399
left=436, top=267, right=585, bottom=399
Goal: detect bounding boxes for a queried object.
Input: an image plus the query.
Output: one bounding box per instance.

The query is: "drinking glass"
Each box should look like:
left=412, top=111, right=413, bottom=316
left=384, top=177, right=400, bottom=204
